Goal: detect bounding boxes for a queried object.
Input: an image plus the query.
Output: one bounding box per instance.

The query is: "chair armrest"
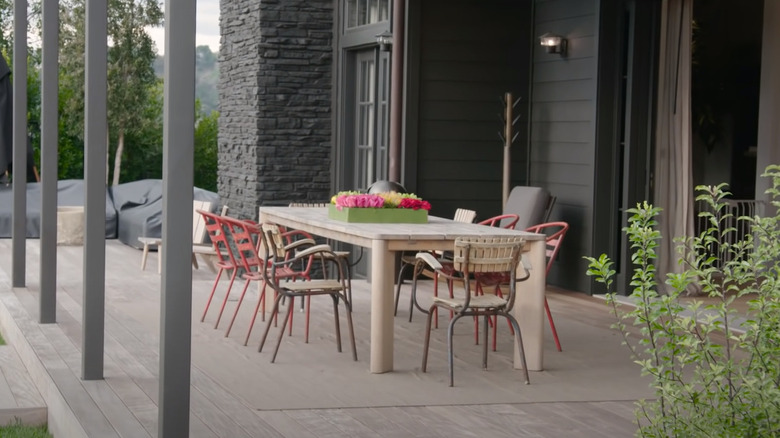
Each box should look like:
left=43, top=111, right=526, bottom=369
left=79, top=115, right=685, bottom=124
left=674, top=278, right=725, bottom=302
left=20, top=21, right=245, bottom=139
left=415, top=251, right=443, bottom=271
left=283, top=238, right=317, bottom=252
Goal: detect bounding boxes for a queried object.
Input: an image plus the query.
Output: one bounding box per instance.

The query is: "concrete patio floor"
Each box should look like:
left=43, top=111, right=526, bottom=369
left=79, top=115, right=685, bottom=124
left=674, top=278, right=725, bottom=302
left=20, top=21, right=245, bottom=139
left=0, top=239, right=652, bottom=437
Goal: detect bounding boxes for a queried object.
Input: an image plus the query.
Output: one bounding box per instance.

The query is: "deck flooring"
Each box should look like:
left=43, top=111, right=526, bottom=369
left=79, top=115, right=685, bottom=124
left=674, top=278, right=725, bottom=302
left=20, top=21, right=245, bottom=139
left=0, top=239, right=650, bottom=437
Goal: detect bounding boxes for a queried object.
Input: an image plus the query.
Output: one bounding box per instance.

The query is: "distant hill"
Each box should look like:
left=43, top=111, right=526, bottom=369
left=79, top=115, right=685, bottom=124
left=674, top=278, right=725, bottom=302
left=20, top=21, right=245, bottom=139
left=154, top=45, right=219, bottom=115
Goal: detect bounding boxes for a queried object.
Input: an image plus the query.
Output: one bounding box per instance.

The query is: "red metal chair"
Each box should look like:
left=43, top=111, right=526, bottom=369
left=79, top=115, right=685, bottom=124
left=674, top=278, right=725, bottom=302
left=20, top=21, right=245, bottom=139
left=220, top=216, right=315, bottom=345
left=525, top=221, right=569, bottom=352
left=474, top=220, right=568, bottom=352
left=196, top=209, right=239, bottom=328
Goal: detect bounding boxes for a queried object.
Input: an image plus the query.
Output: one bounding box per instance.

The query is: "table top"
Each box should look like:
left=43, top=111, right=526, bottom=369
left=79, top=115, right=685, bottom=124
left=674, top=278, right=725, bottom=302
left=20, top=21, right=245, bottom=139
left=259, top=206, right=544, bottom=251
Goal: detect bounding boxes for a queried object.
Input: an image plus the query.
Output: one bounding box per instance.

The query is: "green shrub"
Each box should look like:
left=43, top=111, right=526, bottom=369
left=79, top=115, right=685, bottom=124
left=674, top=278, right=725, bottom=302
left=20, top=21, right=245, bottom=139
left=584, top=166, right=780, bottom=437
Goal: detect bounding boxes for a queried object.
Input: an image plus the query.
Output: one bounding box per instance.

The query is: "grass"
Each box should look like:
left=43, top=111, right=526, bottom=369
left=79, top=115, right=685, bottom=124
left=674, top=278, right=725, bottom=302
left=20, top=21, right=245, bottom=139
left=0, top=422, right=51, bottom=437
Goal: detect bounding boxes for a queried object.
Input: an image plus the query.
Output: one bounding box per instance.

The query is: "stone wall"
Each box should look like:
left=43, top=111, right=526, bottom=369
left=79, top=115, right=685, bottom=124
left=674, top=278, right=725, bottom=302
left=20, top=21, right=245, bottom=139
left=218, top=0, right=334, bottom=220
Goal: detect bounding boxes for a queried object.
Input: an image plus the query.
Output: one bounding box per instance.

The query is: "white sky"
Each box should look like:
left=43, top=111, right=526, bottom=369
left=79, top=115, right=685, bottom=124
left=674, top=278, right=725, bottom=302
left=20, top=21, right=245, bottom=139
left=147, top=0, right=220, bottom=55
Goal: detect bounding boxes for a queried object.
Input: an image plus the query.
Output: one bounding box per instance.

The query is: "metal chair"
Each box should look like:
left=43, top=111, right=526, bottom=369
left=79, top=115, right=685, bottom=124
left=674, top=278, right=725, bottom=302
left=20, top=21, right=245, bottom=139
left=415, top=236, right=531, bottom=386
left=525, top=221, right=569, bottom=352
left=219, top=216, right=314, bottom=345
left=393, top=208, right=477, bottom=327
left=257, top=222, right=357, bottom=363
left=196, top=209, right=239, bottom=327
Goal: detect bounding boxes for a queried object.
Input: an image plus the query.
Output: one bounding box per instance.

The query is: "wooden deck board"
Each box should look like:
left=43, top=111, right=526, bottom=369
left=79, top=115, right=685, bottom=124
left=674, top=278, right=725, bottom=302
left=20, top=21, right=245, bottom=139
left=0, top=240, right=656, bottom=437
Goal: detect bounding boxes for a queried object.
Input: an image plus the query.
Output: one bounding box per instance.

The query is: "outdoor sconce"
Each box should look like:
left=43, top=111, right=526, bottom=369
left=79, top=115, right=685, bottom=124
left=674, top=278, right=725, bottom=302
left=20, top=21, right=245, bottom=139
left=376, top=31, right=393, bottom=52
left=539, top=32, right=567, bottom=55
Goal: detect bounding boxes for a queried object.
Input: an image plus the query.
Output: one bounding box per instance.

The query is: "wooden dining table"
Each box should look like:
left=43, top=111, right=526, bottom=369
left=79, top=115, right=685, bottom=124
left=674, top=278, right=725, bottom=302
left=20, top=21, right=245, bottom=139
left=258, top=207, right=548, bottom=374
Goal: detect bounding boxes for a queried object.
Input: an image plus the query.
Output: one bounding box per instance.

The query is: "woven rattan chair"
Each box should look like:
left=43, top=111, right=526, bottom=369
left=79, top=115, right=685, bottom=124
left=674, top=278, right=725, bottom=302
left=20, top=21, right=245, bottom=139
left=393, top=208, right=477, bottom=327
left=414, top=236, right=531, bottom=386
left=257, top=222, right=357, bottom=363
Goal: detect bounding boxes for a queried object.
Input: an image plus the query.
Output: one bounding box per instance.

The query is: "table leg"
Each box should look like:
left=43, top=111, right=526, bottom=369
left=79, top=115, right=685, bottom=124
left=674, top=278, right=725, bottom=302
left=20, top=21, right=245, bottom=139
left=514, top=239, right=546, bottom=371
left=370, top=239, right=394, bottom=373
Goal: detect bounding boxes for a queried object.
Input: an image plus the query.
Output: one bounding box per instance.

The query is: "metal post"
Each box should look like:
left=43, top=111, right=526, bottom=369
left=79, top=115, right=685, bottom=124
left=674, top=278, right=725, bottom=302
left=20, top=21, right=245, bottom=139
left=39, top=0, right=59, bottom=324
left=158, top=0, right=196, bottom=435
left=388, top=0, right=405, bottom=182
left=82, top=0, right=108, bottom=380
left=11, top=0, right=27, bottom=287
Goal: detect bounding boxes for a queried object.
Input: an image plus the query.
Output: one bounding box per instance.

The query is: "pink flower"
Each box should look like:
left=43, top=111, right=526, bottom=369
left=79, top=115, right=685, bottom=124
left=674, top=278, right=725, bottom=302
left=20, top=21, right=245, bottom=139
left=335, top=194, right=385, bottom=210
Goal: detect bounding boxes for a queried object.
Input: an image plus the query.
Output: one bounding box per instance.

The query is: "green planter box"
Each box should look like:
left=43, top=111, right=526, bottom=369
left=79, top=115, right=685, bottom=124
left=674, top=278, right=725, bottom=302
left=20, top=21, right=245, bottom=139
left=328, top=204, right=428, bottom=223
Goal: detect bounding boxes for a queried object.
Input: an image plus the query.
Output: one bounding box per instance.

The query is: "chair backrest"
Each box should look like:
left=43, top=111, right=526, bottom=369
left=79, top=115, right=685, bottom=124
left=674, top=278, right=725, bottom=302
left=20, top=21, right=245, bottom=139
left=452, top=236, right=523, bottom=274
left=260, top=223, right=288, bottom=259
left=503, top=186, right=551, bottom=230
left=289, top=202, right=329, bottom=207
left=220, top=216, right=263, bottom=271
left=192, top=200, right=212, bottom=244
left=453, top=208, right=477, bottom=223
left=196, top=209, right=237, bottom=266
left=478, top=214, right=519, bottom=230
left=525, top=221, right=569, bottom=275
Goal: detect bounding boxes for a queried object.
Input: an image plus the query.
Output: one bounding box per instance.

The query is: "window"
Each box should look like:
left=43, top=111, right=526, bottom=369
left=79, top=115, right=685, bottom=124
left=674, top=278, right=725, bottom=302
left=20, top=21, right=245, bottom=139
left=346, top=0, right=390, bottom=28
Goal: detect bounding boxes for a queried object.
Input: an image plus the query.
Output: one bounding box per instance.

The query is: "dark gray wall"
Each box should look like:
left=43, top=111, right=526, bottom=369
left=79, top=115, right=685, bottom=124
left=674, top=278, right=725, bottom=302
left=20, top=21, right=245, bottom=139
left=530, top=0, right=599, bottom=292
left=218, top=0, right=334, bottom=220
left=405, top=0, right=533, bottom=221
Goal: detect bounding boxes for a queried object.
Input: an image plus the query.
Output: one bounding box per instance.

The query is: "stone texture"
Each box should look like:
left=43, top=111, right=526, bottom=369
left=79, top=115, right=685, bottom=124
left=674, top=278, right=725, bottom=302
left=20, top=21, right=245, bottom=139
left=218, top=0, right=334, bottom=219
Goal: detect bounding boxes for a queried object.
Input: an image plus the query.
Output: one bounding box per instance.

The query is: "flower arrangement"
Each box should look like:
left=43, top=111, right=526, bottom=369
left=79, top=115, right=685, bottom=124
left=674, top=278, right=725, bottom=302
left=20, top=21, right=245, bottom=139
left=331, top=191, right=431, bottom=211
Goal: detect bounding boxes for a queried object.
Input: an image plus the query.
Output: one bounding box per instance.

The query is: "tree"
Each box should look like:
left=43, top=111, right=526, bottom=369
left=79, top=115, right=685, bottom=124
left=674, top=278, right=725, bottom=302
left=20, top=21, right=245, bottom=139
left=59, top=0, right=162, bottom=185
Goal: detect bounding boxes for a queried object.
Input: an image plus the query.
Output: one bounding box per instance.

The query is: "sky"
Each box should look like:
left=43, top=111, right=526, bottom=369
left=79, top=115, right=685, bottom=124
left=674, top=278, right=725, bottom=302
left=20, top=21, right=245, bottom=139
left=147, top=0, right=221, bottom=55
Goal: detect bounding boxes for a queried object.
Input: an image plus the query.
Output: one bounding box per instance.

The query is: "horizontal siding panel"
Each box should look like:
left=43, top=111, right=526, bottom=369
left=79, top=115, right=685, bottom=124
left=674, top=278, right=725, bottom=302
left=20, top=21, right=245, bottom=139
left=420, top=159, right=513, bottom=179
left=530, top=121, right=592, bottom=142
left=535, top=0, right=597, bottom=22
left=532, top=79, right=595, bottom=102
left=423, top=81, right=529, bottom=102
left=531, top=100, right=593, bottom=123
left=530, top=162, right=592, bottom=186
left=531, top=141, right=592, bottom=165
left=535, top=12, right=598, bottom=39
left=533, top=57, right=595, bottom=82
left=419, top=120, right=503, bottom=141
left=540, top=181, right=593, bottom=210
left=421, top=180, right=505, bottom=201
left=420, top=140, right=527, bottom=162
left=421, top=101, right=528, bottom=122
left=423, top=61, right=526, bottom=82
left=422, top=41, right=525, bottom=61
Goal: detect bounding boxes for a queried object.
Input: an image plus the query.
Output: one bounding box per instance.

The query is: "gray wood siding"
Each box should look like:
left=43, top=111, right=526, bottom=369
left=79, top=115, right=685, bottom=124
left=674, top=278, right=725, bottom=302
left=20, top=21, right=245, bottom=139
left=530, top=0, right=600, bottom=292
left=407, top=0, right=533, bottom=220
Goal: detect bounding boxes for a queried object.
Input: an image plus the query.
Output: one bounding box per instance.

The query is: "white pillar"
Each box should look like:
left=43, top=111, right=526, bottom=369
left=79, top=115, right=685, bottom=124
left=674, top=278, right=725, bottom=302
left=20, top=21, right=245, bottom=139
left=755, top=1, right=780, bottom=215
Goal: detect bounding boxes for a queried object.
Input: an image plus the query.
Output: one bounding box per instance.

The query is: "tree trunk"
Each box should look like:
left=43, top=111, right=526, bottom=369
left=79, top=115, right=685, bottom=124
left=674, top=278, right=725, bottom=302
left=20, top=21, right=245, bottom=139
left=112, top=130, right=124, bottom=186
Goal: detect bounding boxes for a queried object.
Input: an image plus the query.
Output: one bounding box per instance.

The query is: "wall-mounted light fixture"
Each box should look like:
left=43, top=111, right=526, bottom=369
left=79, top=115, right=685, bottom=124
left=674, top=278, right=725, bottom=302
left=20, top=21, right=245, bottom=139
left=539, top=32, right=567, bottom=55
left=376, top=31, right=393, bottom=52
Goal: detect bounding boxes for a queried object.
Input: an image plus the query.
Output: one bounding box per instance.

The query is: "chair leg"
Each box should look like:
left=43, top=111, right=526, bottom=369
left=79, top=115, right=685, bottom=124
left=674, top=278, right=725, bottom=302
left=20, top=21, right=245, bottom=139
left=331, top=295, right=343, bottom=353
left=270, top=298, right=294, bottom=363
left=545, top=297, right=562, bottom=352
left=304, top=295, right=311, bottom=343
left=482, top=315, right=489, bottom=370
left=140, top=243, right=150, bottom=270
left=242, top=282, right=269, bottom=346
left=503, top=312, right=530, bottom=384
left=447, top=314, right=465, bottom=387
left=157, top=244, right=162, bottom=274
left=212, top=269, right=239, bottom=328
left=223, top=279, right=251, bottom=335
left=393, top=262, right=412, bottom=316
left=343, top=293, right=357, bottom=361
left=200, top=267, right=225, bottom=322
left=258, top=294, right=283, bottom=353
left=421, top=305, right=436, bottom=373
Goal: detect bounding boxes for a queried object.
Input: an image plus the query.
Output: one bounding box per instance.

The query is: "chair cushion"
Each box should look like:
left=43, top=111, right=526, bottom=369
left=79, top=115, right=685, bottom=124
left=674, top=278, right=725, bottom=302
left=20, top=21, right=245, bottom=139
left=503, top=186, right=550, bottom=230
left=433, top=294, right=507, bottom=309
